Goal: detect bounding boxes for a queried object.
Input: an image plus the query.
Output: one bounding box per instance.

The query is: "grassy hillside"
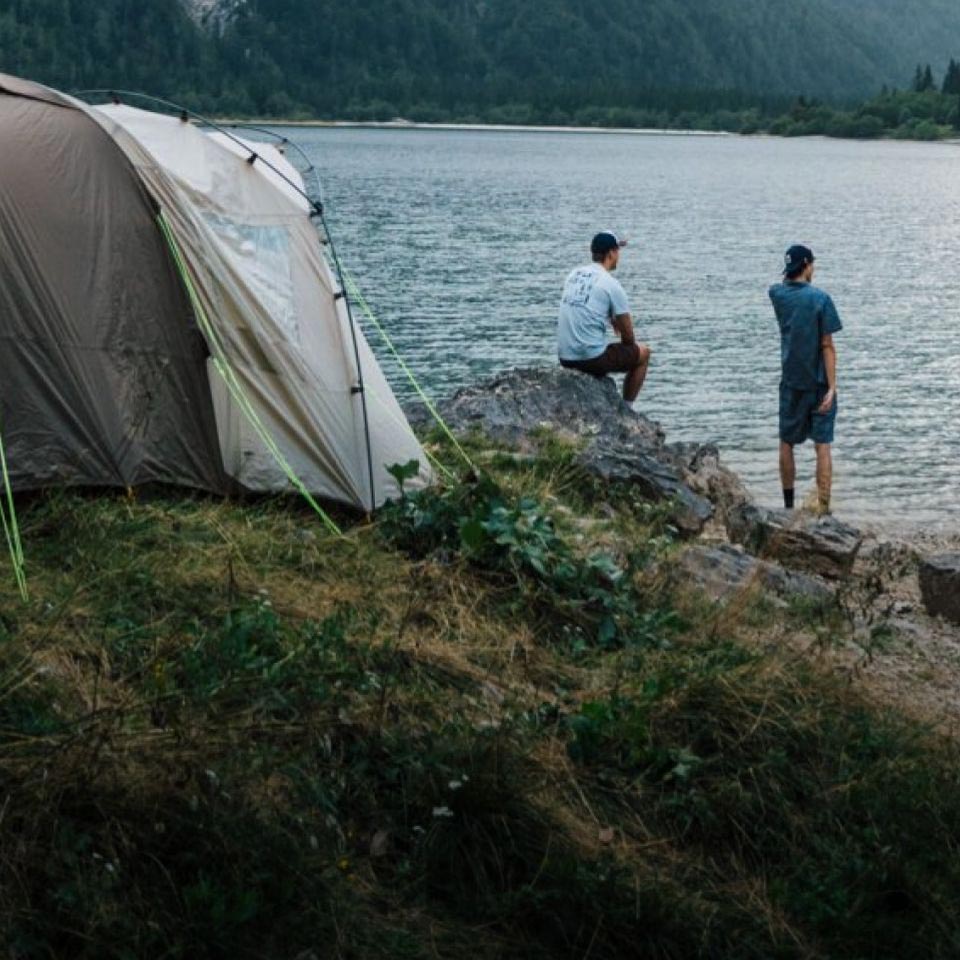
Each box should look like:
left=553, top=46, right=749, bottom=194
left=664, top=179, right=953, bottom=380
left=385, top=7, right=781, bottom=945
left=2, top=431, right=960, bottom=958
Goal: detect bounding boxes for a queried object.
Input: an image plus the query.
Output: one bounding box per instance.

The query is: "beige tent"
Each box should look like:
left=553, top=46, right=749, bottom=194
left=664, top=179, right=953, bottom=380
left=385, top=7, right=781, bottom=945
left=0, top=73, right=430, bottom=512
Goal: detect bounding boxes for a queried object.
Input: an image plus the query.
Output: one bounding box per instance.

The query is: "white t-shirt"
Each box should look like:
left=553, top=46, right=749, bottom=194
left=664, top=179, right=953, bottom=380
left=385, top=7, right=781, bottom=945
left=556, top=263, right=630, bottom=361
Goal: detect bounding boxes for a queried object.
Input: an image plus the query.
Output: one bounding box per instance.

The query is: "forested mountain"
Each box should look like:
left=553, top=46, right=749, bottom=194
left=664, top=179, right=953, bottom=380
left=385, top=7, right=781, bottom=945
left=2, top=0, right=960, bottom=119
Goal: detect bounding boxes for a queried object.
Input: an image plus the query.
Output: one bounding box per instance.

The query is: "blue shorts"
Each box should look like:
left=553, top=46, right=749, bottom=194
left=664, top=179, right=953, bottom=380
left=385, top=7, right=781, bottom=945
left=779, top=383, right=837, bottom=445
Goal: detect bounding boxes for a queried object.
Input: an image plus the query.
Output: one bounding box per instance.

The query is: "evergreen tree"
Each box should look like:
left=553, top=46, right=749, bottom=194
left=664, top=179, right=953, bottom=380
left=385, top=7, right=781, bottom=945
left=912, top=64, right=938, bottom=93
left=943, top=58, right=960, bottom=95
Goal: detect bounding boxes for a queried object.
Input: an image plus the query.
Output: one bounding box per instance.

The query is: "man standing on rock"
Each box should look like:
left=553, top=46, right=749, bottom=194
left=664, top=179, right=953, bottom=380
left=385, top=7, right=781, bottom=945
left=557, top=231, right=651, bottom=409
left=769, top=244, right=842, bottom=514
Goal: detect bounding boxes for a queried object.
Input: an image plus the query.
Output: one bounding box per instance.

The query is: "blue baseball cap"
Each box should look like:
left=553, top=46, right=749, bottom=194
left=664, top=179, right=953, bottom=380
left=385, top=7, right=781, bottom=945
left=783, top=244, right=815, bottom=276
left=591, top=231, right=628, bottom=258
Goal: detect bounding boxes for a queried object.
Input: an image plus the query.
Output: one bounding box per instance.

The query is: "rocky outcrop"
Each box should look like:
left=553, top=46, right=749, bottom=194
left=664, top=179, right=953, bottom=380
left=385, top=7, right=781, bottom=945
left=727, top=503, right=863, bottom=580
left=576, top=447, right=713, bottom=536
left=182, top=0, right=245, bottom=35
left=919, top=554, right=960, bottom=624
left=408, top=367, right=746, bottom=536
left=679, top=543, right=835, bottom=607
left=662, top=442, right=752, bottom=528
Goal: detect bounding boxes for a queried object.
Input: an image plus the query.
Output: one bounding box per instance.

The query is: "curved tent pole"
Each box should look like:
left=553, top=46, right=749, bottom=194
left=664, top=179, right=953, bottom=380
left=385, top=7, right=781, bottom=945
left=73, top=89, right=378, bottom=514
left=223, top=123, right=325, bottom=209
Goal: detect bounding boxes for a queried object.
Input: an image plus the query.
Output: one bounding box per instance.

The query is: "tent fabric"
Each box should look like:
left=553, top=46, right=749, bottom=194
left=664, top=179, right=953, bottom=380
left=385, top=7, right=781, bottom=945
left=0, top=80, right=227, bottom=493
left=0, top=73, right=430, bottom=509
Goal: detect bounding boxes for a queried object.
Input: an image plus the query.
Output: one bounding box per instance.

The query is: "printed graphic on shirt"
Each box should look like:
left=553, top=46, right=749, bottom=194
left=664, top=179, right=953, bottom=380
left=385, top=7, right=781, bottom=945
left=563, top=268, right=599, bottom=308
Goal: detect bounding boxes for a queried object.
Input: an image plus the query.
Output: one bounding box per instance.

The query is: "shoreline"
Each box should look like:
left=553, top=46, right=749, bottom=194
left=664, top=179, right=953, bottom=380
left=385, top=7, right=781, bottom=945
left=222, top=117, right=960, bottom=145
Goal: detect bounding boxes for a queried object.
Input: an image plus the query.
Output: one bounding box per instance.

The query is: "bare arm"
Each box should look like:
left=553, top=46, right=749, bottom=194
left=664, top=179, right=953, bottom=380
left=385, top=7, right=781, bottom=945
left=612, top=312, right=636, bottom=346
left=818, top=333, right=837, bottom=413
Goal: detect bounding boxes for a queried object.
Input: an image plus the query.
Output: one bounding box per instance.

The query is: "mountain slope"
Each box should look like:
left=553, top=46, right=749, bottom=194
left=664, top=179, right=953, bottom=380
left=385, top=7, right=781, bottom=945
left=1, top=0, right=959, bottom=116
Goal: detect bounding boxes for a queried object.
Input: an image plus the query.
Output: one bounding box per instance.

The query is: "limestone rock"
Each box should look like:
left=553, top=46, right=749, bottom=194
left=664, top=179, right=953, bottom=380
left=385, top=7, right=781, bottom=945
left=918, top=554, right=960, bottom=624
left=577, top=446, right=713, bottom=536
left=663, top=441, right=752, bottom=523
left=727, top=503, right=863, bottom=579
left=679, top=543, right=835, bottom=606
left=407, top=366, right=663, bottom=449
left=407, top=366, right=747, bottom=536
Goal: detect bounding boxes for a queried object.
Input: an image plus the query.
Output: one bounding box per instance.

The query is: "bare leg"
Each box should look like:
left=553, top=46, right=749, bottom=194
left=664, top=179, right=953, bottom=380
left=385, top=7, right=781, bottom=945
left=779, top=441, right=796, bottom=493
left=815, top=443, right=832, bottom=514
left=623, top=345, right=651, bottom=402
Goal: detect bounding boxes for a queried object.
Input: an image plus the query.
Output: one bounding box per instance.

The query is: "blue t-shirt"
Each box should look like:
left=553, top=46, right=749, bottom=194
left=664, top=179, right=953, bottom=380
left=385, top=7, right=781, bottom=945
left=557, top=263, right=630, bottom=361
left=769, top=281, right=842, bottom=390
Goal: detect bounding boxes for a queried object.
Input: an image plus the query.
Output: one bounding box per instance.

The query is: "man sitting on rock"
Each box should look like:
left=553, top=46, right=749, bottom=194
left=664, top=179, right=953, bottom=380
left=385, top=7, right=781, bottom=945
left=769, top=244, right=842, bottom=515
left=557, top=231, right=651, bottom=409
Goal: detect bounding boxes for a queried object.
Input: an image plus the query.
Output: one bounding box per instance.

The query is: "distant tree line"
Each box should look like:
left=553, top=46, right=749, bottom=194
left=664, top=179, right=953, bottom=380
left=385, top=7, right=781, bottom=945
left=0, top=0, right=958, bottom=141
left=763, top=61, right=960, bottom=140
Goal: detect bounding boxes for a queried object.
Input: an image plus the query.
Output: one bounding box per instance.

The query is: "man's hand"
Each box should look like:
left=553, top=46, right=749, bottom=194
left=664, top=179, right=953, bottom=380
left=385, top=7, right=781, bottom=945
left=816, top=387, right=836, bottom=415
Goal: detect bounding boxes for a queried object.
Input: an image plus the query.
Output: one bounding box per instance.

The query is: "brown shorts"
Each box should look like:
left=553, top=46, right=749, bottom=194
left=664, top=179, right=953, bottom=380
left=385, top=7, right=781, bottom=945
left=560, top=343, right=642, bottom=376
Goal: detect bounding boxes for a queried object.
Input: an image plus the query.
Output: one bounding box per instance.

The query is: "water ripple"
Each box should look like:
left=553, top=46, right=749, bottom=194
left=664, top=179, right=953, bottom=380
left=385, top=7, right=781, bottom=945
left=275, top=128, right=960, bottom=533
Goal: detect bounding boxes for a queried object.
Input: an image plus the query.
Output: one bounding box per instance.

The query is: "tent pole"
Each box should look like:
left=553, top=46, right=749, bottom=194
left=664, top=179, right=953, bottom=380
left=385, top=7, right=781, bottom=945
left=317, top=208, right=378, bottom=515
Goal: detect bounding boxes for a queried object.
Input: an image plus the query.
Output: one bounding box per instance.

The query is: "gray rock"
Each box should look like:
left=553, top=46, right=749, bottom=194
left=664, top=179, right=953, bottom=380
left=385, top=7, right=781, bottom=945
left=577, top=445, right=713, bottom=536
left=727, top=503, right=863, bottom=580
left=679, top=543, right=835, bottom=606
left=918, top=554, right=960, bottom=624
left=663, top=441, right=752, bottom=523
left=406, top=366, right=663, bottom=449
left=406, top=366, right=747, bottom=536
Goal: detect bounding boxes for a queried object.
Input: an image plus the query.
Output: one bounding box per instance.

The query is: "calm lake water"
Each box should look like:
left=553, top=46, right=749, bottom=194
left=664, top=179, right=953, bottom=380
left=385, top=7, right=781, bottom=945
left=274, top=126, right=960, bottom=531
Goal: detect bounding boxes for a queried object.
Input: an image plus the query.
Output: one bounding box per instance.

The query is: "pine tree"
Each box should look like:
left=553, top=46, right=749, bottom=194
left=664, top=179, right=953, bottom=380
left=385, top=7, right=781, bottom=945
left=943, top=59, right=960, bottom=96
left=913, top=64, right=925, bottom=92
left=922, top=64, right=935, bottom=92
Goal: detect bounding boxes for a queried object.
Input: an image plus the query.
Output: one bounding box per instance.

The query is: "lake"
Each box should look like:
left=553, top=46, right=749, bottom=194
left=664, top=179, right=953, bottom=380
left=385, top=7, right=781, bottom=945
left=272, top=126, right=960, bottom=531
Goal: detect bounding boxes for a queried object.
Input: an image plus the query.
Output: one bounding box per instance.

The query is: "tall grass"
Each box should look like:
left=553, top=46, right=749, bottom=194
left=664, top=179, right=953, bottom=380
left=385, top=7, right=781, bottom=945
left=0, top=439, right=958, bottom=958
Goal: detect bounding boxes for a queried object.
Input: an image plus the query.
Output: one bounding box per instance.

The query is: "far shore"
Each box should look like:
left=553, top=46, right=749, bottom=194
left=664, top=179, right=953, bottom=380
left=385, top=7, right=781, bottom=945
left=219, top=118, right=731, bottom=137
left=217, top=117, right=960, bottom=145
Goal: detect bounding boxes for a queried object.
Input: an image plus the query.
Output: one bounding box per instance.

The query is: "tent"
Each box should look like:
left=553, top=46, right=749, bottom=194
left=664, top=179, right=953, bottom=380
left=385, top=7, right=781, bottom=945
left=0, top=73, right=430, bottom=513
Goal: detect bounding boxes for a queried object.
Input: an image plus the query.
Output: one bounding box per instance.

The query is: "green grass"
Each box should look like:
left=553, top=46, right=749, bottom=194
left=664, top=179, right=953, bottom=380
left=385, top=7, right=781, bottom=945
left=1, top=436, right=959, bottom=958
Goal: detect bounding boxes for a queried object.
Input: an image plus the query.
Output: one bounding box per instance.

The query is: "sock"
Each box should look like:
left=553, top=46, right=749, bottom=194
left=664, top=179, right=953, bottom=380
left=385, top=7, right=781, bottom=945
left=783, top=488, right=795, bottom=510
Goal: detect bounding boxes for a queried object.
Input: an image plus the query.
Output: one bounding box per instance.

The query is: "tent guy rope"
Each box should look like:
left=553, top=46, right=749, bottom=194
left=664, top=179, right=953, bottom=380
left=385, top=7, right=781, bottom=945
left=0, top=427, right=28, bottom=600
left=156, top=211, right=345, bottom=539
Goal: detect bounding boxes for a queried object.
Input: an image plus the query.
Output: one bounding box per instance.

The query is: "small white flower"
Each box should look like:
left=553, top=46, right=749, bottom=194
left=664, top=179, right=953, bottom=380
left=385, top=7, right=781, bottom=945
left=431, top=806, right=454, bottom=819
left=448, top=780, right=463, bottom=791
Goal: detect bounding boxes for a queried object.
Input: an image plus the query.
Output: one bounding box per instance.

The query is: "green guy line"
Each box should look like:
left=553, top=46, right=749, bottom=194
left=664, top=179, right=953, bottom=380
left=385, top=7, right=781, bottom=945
left=0, top=427, right=28, bottom=601
left=341, top=269, right=477, bottom=475
left=157, top=212, right=343, bottom=538
left=362, top=381, right=456, bottom=482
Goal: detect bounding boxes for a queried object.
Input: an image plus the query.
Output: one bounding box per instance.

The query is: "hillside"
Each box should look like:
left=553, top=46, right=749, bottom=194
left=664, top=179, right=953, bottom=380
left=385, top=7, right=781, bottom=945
left=3, top=406, right=960, bottom=958
left=1, top=0, right=960, bottom=118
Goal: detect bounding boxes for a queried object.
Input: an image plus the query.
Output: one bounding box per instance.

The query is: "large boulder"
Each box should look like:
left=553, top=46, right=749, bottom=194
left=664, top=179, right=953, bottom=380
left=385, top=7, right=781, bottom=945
left=918, top=554, right=960, bottom=624
left=727, top=503, right=863, bottom=580
left=407, top=367, right=748, bottom=537
left=407, top=366, right=663, bottom=449
left=679, top=543, right=835, bottom=607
